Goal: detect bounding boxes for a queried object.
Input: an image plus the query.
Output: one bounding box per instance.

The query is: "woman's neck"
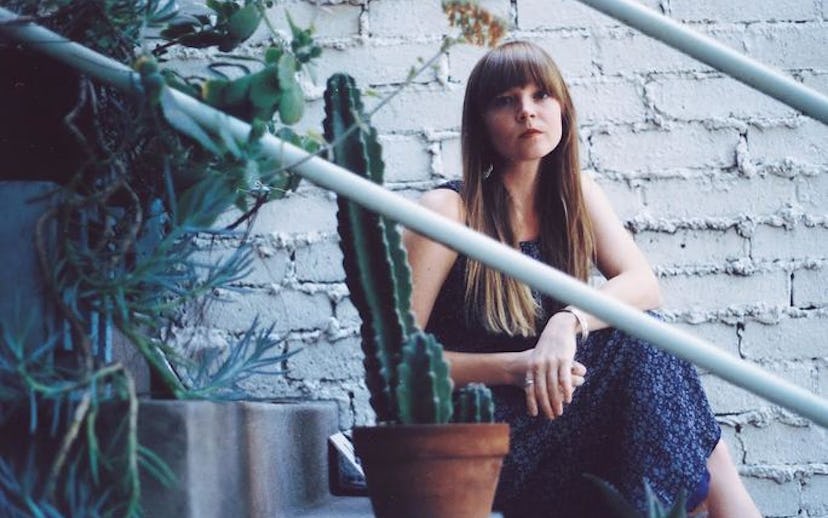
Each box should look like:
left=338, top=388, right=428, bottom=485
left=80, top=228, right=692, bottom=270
left=499, top=161, right=541, bottom=241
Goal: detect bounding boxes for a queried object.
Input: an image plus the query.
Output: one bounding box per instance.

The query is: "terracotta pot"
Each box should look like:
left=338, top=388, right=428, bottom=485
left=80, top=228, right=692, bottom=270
left=353, top=423, right=510, bottom=518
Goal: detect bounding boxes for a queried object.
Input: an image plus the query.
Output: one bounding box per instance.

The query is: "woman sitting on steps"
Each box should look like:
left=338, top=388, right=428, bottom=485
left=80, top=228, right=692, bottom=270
left=403, top=40, right=761, bottom=518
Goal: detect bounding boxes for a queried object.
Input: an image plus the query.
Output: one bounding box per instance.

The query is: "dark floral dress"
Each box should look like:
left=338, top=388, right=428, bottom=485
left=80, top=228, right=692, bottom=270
left=425, top=183, right=721, bottom=517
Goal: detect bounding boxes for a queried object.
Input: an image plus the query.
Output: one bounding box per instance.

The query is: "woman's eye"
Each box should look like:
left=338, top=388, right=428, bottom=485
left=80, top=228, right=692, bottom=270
left=491, top=95, right=513, bottom=108
left=534, top=90, right=550, bottom=100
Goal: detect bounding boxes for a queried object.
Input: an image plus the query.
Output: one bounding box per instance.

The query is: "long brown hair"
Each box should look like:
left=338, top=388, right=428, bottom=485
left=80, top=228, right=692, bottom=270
left=461, top=40, right=594, bottom=336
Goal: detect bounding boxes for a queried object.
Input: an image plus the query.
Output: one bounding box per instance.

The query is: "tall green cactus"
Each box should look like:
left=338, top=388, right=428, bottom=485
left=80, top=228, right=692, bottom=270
left=323, top=73, right=417, bottom=422
left=454, top=383, right=495, bottom=423
left=323, top=72, right=494, bottom=425
left=397, top=332, right=454, bottom=424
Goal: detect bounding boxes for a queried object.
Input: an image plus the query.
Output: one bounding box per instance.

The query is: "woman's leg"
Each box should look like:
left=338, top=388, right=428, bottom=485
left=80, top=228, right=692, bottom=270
left=705, top=439, right=761, bottom=518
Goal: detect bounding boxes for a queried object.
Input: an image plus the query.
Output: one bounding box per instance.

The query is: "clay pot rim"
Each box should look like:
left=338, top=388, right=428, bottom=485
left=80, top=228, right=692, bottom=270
left=353, top=422, right=510, bottom=460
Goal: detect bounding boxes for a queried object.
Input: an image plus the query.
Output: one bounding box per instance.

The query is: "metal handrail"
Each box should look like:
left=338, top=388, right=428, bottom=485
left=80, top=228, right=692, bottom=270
left=2, top=8, right=826, bottom=427
left=577, top=0, right=828, bottom=125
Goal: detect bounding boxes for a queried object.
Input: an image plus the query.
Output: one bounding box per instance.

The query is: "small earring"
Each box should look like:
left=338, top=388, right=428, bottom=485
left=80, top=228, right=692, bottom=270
left=483, top=163, right=493, bottom=179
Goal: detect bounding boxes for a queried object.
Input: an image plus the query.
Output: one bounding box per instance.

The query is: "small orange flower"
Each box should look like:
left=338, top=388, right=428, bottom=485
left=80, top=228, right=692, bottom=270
left=442, top=0, right=508, bottom=48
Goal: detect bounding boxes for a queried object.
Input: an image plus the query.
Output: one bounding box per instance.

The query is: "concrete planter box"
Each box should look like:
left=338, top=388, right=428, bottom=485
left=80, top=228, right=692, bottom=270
left=138, top=399, right=339, bottom=518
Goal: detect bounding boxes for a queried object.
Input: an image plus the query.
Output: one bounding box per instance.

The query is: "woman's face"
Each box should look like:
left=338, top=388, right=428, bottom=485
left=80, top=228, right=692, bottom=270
left=482, top=82, right=563, bottom=166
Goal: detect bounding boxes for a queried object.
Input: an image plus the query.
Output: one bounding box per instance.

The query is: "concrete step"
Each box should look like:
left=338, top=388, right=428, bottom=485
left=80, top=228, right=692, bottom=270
left=138, top=399, right=369, bottom=517
left=294, top=495, right=374, bottom=517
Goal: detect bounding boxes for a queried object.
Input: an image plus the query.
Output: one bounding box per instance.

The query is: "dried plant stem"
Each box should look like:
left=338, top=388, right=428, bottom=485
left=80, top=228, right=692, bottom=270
left=124, top=370, right=141, bottom=515
left=44, top=390, right=92, bottom=499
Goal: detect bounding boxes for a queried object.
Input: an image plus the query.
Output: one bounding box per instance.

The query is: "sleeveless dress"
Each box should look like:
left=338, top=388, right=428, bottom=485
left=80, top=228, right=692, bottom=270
left=425, top=182, right=721, bottom=517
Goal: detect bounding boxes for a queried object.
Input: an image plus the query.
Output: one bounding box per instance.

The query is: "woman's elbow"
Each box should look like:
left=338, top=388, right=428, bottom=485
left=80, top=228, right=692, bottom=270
left=645, top=271, right=663, bottom=310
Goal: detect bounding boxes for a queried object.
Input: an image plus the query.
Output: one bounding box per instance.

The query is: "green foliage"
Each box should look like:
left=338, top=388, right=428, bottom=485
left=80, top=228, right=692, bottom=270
left=453, top=383, right=495, bottom=423
left=181, top=317, right=299, bottom=399
left=396, top=332, right=454, bottom=424
left=0, top=318, right=143, bottom=516
left=0, top=0, right=324, bottom=515
left=196, top=48, right=306, bottom=124
left=584, top=474, right=692, bottom=518
left=159, top=0, right=262, bottom=52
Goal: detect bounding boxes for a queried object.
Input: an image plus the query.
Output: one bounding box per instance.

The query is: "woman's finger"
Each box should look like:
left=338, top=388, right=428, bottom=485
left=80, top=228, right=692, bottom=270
left=559, top=361, right=573, bottom=405
left=571, top=374, right=585, bottom=387
left=535, top=368, right=555, bottom=419
left=524, top=373, right=539, bottom=417
left=572, top=361, right=587, bottom=376
left=545, top=367, right=563, bottom=418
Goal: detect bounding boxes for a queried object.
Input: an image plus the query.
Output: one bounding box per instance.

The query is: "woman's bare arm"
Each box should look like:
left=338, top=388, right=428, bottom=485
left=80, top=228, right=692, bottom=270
left=565, top=173, right=662, bottom=332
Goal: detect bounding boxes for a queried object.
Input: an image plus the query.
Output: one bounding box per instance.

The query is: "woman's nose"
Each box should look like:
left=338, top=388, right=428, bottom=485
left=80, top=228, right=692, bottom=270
left=517, top=99, right=535, bottom=120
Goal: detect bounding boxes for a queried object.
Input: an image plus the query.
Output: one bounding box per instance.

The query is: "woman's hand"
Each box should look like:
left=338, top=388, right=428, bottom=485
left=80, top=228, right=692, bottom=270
left=519, top=311, right=586, bottom=419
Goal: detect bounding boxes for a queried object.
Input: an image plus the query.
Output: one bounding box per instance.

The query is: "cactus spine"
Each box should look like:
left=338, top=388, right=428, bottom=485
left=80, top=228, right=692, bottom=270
left=323, top=72, right=493, bottom=425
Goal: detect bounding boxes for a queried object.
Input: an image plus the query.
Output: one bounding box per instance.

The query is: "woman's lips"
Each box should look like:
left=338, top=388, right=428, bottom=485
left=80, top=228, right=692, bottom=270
left=520, top=129, right=543, bottom=138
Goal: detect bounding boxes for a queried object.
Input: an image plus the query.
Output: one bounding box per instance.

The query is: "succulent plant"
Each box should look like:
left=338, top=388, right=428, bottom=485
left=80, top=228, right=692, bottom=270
left=323, top=72, right=495, bottom=425
left=454, top=383, right=495, bottom=423
left=584, top=474, right=693, bottom=518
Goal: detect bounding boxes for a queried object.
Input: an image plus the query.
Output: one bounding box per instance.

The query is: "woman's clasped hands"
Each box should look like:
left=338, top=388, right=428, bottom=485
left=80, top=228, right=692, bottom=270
left=519, top=311, right=586, bottom=419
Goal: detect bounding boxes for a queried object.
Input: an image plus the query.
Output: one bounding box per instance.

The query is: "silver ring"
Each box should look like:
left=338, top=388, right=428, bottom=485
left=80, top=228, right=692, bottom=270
left=524, top=376, right=535, bottom=387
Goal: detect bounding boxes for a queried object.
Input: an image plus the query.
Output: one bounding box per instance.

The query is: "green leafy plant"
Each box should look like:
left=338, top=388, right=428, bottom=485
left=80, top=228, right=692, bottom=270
left=0, top=0, right=509, bottom=514
left=0, top=0, right=325, bottom=515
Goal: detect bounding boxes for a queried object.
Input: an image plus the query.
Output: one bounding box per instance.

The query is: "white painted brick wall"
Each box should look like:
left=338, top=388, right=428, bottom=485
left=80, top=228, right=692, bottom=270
left=294, top=240, right=345, bottom=283
left=796, top=172, right=828, bottom=209
left=742, top=317, right=828, bottom=360
left=170, top=1, right=828, bottom=513
left=671, top=0, right=818, bottom=24
left=752, top=225, right=828, bottom=260
left=597, top=31, right=714, bottom=75
left=313, top=42, right=443, bottom=88
left=592, top=176, right=645, bottom=221
left=794, top=268, right=828, bottom=307
left=660, top=271, right=790, bottom=310
left=646, top=76, right=797, bottom=121
left=743, top=476, right=802, bottom=518
left=742, top=24, right=828, bottom=71
left=591, top=125, right=740, bottom=172
left=741, top=422, right=828, bottom=464
left=516, top=0, right=661, bottom=30
left=749, top=119, right=828, bottom=164
left=804, top=475, right=828, bottom=517
left=674, top=321, right=740, bottom=357
left=636, top=228, right=748, bottom=266
left=571, top=79, right=646, bottom=125
left=642, top=175, right=796, bottom=218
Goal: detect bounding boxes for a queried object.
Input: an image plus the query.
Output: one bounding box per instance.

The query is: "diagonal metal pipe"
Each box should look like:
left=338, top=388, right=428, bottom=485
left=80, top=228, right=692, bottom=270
left=577, top=0, right=828, bottom=125
left=2, top=8, right=826, bottom=427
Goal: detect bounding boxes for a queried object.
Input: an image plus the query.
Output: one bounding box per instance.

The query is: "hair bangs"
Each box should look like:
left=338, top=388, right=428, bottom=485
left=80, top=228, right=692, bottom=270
left=470, top=42, right=564, bottom=111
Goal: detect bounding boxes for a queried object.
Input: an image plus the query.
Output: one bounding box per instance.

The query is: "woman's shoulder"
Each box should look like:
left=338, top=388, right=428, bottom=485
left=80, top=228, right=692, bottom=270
left=418, top=181, right=465, bottom=223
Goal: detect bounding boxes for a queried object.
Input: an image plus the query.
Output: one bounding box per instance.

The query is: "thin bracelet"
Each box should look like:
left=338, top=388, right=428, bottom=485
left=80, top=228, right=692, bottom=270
left=556, top=308, right=589, bottom=343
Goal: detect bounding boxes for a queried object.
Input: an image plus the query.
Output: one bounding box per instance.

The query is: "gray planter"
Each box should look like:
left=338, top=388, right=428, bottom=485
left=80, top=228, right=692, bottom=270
left=138, top=399, right=339, bottom=518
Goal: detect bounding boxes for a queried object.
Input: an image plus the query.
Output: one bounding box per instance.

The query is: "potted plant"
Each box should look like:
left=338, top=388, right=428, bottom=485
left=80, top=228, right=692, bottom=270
left=1, top=1, right=511, bottom=515
left=322, top=72, right=510, bottom=518
left=0, top=1, right=332, bottom=515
